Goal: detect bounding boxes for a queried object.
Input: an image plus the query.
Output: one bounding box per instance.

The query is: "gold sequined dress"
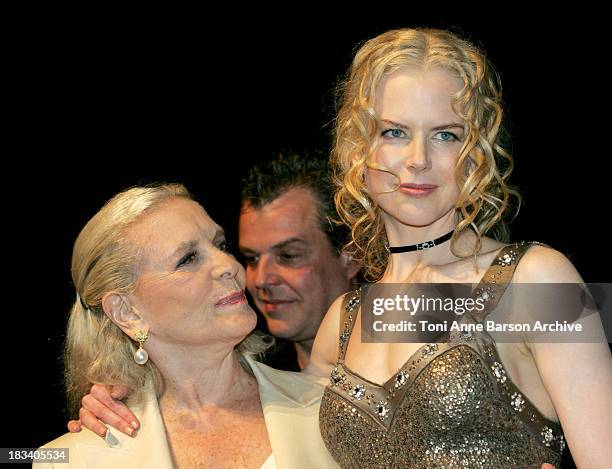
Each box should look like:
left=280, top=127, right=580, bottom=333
left=319, top=243, right=565, bottom=468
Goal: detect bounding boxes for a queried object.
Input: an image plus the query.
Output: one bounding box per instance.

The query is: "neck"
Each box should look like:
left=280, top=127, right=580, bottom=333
left=381, top=212, right=461, bottom=281
left=151, top=341, right=255, bottom=410
left=294, top=339, right=314, bottom=370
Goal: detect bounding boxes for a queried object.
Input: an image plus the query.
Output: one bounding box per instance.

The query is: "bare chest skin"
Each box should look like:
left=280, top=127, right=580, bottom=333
left=344, top=246, right=559, bottom=423
left=160, top=387, right=272, bottom=469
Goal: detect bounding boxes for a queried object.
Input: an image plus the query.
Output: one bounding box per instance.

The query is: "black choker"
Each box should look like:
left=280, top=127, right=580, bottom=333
left=385, top=230, right=454, bottom=253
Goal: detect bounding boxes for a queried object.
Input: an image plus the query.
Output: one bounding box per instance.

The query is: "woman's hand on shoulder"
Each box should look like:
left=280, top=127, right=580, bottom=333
left=67, top=383, right=139, bottom=439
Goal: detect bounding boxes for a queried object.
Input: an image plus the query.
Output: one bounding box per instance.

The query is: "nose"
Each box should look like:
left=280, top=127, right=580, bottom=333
left=251, top=255, right=282, bottom=290
left=211, top=251, right=240, bottom=281
left=405, top=135, right=430, bottom=172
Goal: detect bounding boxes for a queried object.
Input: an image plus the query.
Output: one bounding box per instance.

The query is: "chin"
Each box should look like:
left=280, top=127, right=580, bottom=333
left=382, top=205, right=454, bottom=228
left=266, top=320, right=302, bottom=341
left=228, top=317, right=258, bottom=344
left=218, top=305, right=257, bottom=329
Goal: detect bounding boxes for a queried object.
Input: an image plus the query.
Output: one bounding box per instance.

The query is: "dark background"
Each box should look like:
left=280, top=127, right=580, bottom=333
left=4, top=11, right=607, bottom=468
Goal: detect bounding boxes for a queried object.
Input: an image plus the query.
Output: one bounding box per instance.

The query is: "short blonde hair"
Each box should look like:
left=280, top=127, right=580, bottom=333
left=65, top=183, right=270, bottom=415
left=332, top=28, right=520, bottom=281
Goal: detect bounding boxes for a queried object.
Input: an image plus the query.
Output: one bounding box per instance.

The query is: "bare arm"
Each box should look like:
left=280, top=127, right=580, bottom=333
left=516, top=246, right=612, bottom=467
left=303, top=293, right=345, bottom=378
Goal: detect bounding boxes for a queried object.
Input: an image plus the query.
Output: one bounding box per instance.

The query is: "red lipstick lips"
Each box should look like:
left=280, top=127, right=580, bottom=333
left=399, top=183, right=438, bottom=198
left=216, top=290, right=246, bottom=306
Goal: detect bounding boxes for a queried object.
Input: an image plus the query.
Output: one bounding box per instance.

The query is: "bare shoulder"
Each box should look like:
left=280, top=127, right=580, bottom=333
left=304, top=290, right=353, bottom=377
left=514, top=244, right=584, bottom=283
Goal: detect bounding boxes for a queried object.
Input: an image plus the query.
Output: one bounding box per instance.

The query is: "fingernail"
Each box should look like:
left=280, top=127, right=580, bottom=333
left=131, top=421, right=139, bottom=430
left=99, top=427, right=107, bottom=437
left=125, top=427, right=134, bottom=436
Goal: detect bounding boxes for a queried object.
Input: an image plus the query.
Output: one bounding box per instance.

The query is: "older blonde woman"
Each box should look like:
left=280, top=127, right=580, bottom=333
left=35, top=184, right=337, bottom=469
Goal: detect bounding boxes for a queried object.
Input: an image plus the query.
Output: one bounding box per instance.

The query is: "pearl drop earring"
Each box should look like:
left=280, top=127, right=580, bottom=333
left=133, top=330, right=149, bottom=365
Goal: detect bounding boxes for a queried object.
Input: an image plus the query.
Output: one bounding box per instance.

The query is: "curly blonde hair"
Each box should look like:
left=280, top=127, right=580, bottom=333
left=332, top=28, right=520, bottom=281
left=65, top=183, right=271, bottom=415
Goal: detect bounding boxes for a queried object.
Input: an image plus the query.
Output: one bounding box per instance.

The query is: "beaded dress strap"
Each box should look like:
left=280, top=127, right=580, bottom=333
left=337, top=288, right=362, bottom=363
left=470, top=242, right=544, bottom=323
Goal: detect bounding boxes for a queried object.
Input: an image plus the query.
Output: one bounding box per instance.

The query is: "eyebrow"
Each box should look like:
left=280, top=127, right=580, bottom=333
left=431, top=123, right=464, bottom=131
left=171, top=227, right=225, bottom=259
left=381, top=119, right=464, bottom=131
left=172, top=240, right=198, bottom=260
left=239, top=237, right=307, bottom=254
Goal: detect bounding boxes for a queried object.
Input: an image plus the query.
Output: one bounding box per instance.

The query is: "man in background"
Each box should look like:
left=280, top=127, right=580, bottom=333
left=239, top=151, right=360, bottom=370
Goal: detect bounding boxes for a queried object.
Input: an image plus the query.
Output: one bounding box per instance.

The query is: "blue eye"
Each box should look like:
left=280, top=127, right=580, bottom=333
left=434, top=131, right=460, bottom=142
left=381, top=128, right=407, bottom=139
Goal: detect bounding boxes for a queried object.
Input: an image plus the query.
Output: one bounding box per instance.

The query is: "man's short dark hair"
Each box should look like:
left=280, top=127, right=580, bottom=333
left=241, top=150, right=347, bottom=254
